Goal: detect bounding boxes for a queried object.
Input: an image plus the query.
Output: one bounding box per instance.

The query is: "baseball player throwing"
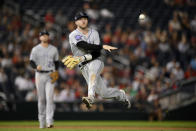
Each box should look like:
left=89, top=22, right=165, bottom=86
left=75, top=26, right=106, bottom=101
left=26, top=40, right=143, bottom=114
left=30, top=31, right=59, bottom=128
left=62, top=12, right=131, bottom=109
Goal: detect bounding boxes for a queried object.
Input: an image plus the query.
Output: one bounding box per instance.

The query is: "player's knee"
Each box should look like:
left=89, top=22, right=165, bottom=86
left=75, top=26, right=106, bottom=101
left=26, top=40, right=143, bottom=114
left=90, top=74, right=96, bottom=85
left=46, top=96, right=53, bottom=103
left=100, top=90, right=107, bottom=98
left=39, top=97, right=45, bottom=104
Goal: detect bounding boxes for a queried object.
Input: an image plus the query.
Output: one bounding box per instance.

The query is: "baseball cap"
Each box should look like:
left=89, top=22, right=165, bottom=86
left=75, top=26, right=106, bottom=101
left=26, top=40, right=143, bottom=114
left=39, top=30, right=49, bottom=36
left=74, top=11, right=89, bottom=21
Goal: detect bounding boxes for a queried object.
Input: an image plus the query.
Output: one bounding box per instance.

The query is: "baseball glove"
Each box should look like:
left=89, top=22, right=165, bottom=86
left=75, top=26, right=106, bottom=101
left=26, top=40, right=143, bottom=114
left=62, top=55, right=80, bottom=69
left=50, top=71, right=59, bottom=83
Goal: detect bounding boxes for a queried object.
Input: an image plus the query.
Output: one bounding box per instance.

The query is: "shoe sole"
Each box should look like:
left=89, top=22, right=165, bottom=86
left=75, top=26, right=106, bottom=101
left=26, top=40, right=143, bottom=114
left=82, top=97, right=92, bottom=109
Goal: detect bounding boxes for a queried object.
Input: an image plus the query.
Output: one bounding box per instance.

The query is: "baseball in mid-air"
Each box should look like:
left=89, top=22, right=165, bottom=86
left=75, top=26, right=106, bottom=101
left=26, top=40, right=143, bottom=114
left=139, top=13, right=146, bottom=20
left=138, top=13, right=147, bottom=25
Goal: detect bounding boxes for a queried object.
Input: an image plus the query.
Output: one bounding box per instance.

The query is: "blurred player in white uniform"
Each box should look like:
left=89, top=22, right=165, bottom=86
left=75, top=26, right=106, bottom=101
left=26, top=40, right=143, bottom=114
left=30, top=31, right=59, bottom=128
left=67, top=11, right=131, bottom=109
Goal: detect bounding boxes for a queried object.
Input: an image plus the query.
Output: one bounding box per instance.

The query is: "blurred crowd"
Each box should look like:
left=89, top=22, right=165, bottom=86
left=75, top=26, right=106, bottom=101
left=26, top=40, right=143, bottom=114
left=0, top=0, right=196, bottom=120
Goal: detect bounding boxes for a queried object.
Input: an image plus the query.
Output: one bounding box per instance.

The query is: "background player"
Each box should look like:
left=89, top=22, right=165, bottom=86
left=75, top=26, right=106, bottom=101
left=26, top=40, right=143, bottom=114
left=29, top=31, right=59, bottom=128
left=64, top=11, right=131, bottom=109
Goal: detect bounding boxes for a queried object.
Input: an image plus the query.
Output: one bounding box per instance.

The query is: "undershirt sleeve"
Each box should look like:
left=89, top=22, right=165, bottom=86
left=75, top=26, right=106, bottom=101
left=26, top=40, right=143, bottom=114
left=54, top=61, right=59, bottom=70
left=30, top=60, right=37, bottom=69
left=76, top=41, right=102, bottom=51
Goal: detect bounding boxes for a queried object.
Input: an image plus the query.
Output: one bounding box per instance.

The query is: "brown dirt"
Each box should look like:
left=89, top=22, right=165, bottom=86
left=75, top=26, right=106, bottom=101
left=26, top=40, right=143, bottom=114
left=0, top=125, right=196, bottom=130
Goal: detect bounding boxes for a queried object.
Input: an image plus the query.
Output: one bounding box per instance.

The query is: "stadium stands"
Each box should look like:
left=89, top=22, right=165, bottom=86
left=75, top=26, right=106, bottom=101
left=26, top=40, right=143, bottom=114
left=0, top=0, right=196, bottom=120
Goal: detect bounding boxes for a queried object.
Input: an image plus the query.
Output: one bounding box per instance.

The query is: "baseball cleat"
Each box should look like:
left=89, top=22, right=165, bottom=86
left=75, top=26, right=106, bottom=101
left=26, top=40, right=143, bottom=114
left=124, top=98, right=131, bottom=109
left=120, top=90, right=131, bottom=109
left=47, top=125, right=54, bottom=128
left=82, top=97, right=93, bottom=109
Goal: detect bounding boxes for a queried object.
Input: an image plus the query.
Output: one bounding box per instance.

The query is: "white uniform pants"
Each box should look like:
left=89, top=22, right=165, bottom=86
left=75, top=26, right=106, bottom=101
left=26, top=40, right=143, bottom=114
left=80, top=59, right=126, bottom=102
left=35, top=72, right=54, bottom=127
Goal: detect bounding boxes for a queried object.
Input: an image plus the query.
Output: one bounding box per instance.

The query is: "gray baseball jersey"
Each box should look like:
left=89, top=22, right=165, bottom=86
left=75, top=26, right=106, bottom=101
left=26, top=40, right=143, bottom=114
left=69, top=28, right=100, bottom=57
left=30, top=44, right=59, bottom=71
left=30, top=44, right=58, bottom=128
left=69, top=28, right=126, bottom=103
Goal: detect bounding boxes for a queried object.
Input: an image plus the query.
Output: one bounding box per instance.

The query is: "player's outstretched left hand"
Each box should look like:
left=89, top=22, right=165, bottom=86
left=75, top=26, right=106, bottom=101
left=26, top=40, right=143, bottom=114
left=103, top=45, right=118, bottom=52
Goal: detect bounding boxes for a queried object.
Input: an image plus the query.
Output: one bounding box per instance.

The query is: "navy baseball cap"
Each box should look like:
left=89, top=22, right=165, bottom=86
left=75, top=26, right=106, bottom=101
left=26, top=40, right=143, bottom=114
left=74, top=11, right=89, bottom=21
left=39, top=30, right=49, bottom=36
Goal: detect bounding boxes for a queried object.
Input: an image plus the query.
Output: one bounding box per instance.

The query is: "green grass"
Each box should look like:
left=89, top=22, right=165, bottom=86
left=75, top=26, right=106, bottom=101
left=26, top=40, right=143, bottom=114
left=0, top=121, right=196, bottom=131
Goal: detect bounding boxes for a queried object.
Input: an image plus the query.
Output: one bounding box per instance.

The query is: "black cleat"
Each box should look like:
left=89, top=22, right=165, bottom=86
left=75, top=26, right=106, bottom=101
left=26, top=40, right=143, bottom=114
left=82, top=97, right=93, bottom=109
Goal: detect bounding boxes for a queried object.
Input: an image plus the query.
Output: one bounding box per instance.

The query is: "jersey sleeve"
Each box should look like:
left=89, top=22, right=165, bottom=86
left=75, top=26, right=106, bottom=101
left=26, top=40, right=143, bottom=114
left=69, top=33, right=83, bottom=46
left=93, top=30, right=100, bottom=45
left=30, top=48, right=37, bottom=62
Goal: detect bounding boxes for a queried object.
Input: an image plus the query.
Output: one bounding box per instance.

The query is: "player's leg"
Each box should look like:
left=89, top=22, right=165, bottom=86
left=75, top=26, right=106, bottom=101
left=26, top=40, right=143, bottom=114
left=95, top=75, right=125, bottom=100
left=80, top=60, right=102, bottom=108
left=87, top=60, right=104, bottom=99
left=84, top=60, right=124, bottom=101
left=93, top=61, right=131, bottom=108
left=80, top=65, right=89, bottom=86
left=35, top=73, right=46, bottom=128
left=96, top=75, right=131, bottom=108
left=45, top=76, right=55, bottom=128
left=80, top=66, right=94, bottom=108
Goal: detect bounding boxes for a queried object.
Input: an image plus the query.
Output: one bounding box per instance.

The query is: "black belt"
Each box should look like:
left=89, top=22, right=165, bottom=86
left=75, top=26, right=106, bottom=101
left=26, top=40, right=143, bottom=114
left=37, top=70, right=53, bottom=73
left=78, top=61, right=90, bottom=68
